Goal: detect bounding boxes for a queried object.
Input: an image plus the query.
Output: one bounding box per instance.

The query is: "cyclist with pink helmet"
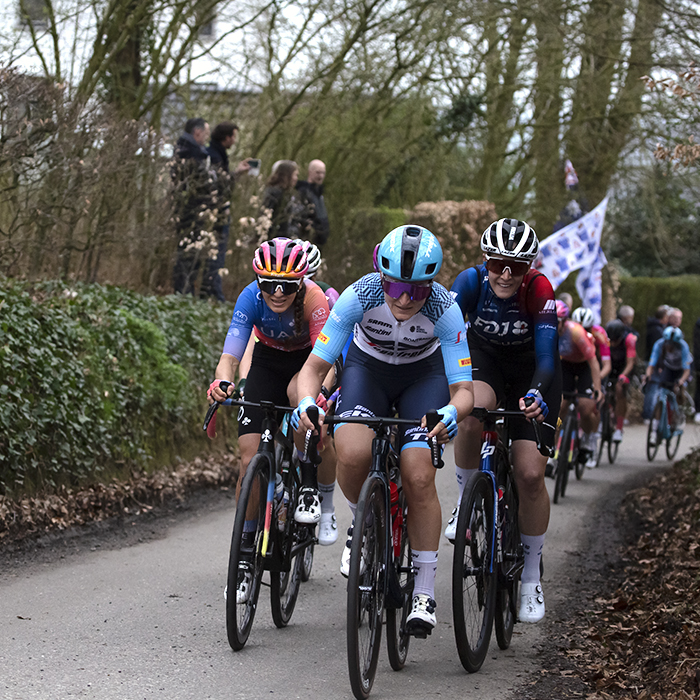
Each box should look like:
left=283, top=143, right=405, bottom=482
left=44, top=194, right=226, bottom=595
left=208, top=237, right=330, bottom=601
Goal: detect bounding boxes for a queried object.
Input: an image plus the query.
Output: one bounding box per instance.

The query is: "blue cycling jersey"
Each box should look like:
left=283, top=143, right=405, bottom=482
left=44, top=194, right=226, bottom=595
left=450, top=264, right=558, bottom=393
left=311, top=273, right=472, bottom=385
left=649, top=337, right=691, bottom=371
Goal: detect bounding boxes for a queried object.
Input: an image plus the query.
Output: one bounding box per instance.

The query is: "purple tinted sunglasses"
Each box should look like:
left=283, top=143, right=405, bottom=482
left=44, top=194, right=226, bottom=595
left=382, top=277, right=432, bottom=301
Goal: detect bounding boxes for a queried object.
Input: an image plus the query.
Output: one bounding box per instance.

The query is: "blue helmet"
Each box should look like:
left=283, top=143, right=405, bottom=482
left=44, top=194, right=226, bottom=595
left=663, top=326, right=683, bottom=343
left=376, top=225, right=443, bottom=282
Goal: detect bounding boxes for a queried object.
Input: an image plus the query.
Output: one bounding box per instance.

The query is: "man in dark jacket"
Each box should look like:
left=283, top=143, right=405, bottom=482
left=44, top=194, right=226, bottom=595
left=171, top=117, right=216, bottom=295
left=296, top=159, right=329, bottom=246
left=200, top=121, right=251, bottom=301
left=645, top=305, right=669, bottom=361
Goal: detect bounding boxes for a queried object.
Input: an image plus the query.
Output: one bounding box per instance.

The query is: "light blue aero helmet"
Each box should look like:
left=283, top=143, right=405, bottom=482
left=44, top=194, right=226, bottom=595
left=663, top=326, right=684, bottom=343
left=375, top=225, right=443, bottom=282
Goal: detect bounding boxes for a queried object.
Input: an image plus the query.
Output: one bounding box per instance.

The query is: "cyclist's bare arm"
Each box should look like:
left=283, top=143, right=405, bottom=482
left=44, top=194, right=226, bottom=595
left=237, top=334, right=256, bottom=381
left=588, top=353, right=602, bottom=397
left=600, top=357, right=612, bottom=380
left=621, top=354, right=635, bottom=381
left=422, top=380, right=474, bottom=444
left=297, top=353, right=333, bottom=430
left=210, top=353, right=240, bottom=403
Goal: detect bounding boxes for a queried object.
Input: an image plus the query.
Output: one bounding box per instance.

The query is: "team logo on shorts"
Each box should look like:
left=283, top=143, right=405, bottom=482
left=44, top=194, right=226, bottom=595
left=318, top=332, right=330, bottom=344
left=458, top=357, right=472, bottom=367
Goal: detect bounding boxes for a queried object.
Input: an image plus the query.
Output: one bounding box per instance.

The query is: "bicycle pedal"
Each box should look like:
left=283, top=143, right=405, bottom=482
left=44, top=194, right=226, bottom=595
left=406, top=620, right=432, bottom=639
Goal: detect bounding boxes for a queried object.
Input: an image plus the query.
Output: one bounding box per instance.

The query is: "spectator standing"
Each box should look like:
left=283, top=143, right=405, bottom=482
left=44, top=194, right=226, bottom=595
left=259, top=161, right=304, bottom=239
left=618, top=304, right=639, bottom=339
left=171, top=117, right=217, bottom=295
left=200, top=121, right=252, bottom=302
left=296, top=159, right=330, bottom=246
left=668, top=307, right=683, bottom=328
left=645, top=305, right=669, bottom=361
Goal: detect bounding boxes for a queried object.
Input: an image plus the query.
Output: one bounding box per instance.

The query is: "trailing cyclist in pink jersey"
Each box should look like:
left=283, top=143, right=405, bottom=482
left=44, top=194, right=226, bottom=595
left=207, top=237, right=330, bottom=604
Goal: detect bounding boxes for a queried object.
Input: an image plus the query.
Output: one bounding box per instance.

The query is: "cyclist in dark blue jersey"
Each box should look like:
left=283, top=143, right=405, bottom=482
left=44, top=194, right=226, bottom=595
left=449, top=218, right=561, bottom=624
left=293, top=225, right=474, bottom=636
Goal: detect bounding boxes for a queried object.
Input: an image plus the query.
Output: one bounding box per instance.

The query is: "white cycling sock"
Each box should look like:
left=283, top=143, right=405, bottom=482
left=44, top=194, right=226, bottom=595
left=411, top=549, right=438, bottom=598
left=455, top=466, right=475, bottom=505
left=318, top=481, right=335, bottom=513
left=521, top=534, right=545, bottom=584
left=346, top=498, right=357, bottom=521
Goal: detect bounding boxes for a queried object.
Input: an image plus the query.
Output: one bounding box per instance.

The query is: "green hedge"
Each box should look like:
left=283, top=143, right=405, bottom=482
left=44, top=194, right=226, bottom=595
left=0, top=280, right=232, bottom=495
left=617, top=275, right=700, bottom=341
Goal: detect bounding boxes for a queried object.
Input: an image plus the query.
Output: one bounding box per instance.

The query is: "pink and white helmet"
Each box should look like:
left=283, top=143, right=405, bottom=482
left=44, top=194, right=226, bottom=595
left=252, top=238, right=308, bottom=278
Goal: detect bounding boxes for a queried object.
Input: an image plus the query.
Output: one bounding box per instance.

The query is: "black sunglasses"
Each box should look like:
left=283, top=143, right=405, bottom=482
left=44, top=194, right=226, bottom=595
left=484, top=256, right=530, bottom=277
left=257, top=277, right=302, bottom=296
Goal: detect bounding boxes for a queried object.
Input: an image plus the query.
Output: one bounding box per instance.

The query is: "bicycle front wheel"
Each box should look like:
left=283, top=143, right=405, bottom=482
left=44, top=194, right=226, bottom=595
left=452, top=470, right=496, bottom=673
left=347, top=476, right=387, bottom=699
left=608, top=436, right=620, bottom=464
left=666, top=430, right=682, bottom=460
left=226, top=453, right=269, bottom=651
left=494, top=464, right=520, bottom=651
left=386, top=486, right=412, bottom=671
left=646, top=402, right=662, bottom=461
left=270, top=470, right=303, bottom=628
left=553, top=419, right=573, bottom=503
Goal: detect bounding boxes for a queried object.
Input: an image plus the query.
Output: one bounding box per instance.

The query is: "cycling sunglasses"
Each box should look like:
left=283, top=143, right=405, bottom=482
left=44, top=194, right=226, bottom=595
left=484, top=256, right=530, bottom=277
left=257, top=277, right=302, bottom=296
left=381, top=277, right=432, bottom=301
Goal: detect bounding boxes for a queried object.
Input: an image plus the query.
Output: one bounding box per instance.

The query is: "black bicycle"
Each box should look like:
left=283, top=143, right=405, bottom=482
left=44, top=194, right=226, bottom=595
left=203, top=383, right=317, bottom=650
left=308, top=407, right=442, bottom=699
left=552, top=392, right=591, bottom=503
left=452, top=404, right=551, bottom=673
left=597, top=380, right=619, bottom=465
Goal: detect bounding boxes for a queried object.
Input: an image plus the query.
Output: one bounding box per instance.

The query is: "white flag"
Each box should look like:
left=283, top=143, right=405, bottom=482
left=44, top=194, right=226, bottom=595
left=576, top=247, right=607, bottom=325
left=533, top=196, right=609, bottom=290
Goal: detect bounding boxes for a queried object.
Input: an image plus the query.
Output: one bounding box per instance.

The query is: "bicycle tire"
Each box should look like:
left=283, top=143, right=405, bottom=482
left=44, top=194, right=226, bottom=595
left=666, top=431, right=682, bottom=460
left=596, top=402, right=609, bottom=467
left=494, top=459, right=521, bottom=651
left=607, top=437, right=619, bottom=464
left=226, top=453, right=269, bottom=651
left=646, top=401, right=662, bottom=461
left=553, top=418, right=573, bottom=503
left=452, top=470, right=496, bottom=673
left=386, top=486, right=412, bottom=671
left=270, top=469, right=302, bottom=628
left=347, top=476, right=387, bottom=699
left=574, top=446, right=585, bottom=481
left=301, top=542, right=315, bottom=583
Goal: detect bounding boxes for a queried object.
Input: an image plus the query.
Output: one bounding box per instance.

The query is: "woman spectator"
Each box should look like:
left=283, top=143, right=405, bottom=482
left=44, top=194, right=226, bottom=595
left=259, top=161, right=305, bottom=240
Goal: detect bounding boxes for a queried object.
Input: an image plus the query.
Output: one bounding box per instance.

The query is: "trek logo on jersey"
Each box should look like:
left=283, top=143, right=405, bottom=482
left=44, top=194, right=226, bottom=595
left=458, top=357, right=472, bottom=367
left=318, top=331, right=330, bottom=344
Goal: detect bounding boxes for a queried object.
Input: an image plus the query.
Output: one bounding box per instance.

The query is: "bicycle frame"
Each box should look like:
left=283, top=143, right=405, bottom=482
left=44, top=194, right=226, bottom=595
left=656, top=386, right=680, bottom=441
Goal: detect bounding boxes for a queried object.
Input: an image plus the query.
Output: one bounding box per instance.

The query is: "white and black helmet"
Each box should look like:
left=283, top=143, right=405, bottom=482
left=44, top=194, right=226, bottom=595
left=572, top=307, right=595, bottom=329
left=481, top=218, right=539, bottom=261
left=294, top=240, right=322, bottom=276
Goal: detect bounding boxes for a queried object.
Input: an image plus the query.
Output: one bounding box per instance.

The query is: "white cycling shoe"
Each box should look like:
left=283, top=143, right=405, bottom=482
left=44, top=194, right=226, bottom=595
left=340, top=526, right=366, bottom=577
left=318, top=510, right=338, bottom=545
left=294, top=487, right=322, bottom=524
left=519, top=582, right=545, bottom=623
left=444, top=506, right=458, bottom=543
left=612, top=429, right=623, bottom=442
left=225, top=566, right=252, bottom=604
left=406, top=594, right=437, bottom=637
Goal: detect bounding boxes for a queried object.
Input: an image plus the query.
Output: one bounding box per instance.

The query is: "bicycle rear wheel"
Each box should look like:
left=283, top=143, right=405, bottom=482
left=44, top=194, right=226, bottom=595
left=607, top=436, right=620, bottom=463
left=494, top=463, right=521, bottom=651
left=553, top=419, right=573, bottom=503
left=452, top=470, right=496, bottom=673
left=596, top=403, right=609, bottom=467
left=646, top=402, right=662, bottom=461
left=386, top=486, right=412, bottom=671
left=270, top=470, right=303, bottom=628
left=347, top=476, right=387, bottom=699
left=226, top=453, right=269, bottom=651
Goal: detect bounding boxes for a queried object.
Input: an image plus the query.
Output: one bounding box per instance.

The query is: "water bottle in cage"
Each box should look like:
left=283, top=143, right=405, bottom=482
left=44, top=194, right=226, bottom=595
left=390, top=481, right=403, bottom=557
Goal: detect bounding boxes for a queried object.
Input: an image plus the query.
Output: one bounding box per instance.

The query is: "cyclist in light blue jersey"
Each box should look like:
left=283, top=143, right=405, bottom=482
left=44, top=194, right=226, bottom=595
left=293, top=225, right=474, bottom=636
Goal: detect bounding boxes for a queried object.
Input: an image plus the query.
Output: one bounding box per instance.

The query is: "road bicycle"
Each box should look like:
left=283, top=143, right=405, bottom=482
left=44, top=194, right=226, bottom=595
left=308, top=407, right=443, bottom=700
left=452, top=404, right=550, bottom=673
left=646, top=382, right=684, bottom=462
left=203, top=383, right=317, bottom=650
left=596, top=380, right=619, bottom=466
left=552, top=392, right=592, bottom=503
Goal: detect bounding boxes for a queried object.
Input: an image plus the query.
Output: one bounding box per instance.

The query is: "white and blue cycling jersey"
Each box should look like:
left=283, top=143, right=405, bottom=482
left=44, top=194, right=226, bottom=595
left=311, top=272, right=472, bottom=384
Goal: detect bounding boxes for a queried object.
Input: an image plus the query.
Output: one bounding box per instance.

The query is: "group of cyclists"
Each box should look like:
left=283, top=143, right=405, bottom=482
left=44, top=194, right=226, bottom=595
left=206, top=217, right=693, bottom=641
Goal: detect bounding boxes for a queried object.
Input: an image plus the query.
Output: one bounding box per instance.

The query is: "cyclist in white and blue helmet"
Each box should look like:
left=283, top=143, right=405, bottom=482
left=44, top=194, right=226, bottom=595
left=293, top=225, right=474, bottom=636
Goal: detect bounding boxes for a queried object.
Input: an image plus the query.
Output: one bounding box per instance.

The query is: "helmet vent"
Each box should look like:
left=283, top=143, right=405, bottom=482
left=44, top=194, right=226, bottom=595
left=425, top=262, right=437, bottom=275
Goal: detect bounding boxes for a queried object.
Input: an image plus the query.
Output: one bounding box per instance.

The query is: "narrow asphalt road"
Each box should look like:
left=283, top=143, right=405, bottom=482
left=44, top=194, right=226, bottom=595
left=1, top=422, right=698, bottom=700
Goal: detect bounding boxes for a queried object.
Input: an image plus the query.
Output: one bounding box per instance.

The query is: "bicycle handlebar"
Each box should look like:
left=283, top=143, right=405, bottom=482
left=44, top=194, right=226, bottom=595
left=471, top=401, right=553, bottom=458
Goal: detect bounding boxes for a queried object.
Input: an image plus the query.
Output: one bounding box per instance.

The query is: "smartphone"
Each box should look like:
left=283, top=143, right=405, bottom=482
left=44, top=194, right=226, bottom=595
left=247, top=158, right=261, bottom=176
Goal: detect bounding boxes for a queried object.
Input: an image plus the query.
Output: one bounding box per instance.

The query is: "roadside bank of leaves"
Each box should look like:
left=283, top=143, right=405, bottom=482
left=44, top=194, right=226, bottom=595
left=537, top=449, right=700, bottom=699
left=0, top=453, right=238, bottom=545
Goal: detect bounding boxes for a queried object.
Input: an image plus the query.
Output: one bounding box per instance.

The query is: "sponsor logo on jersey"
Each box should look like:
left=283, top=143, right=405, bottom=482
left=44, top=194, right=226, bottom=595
left=543, top=299, right=556, bottom=312
left=318, top=331, right=329, bottom=344
left=234, top=310, right=248, bottom=322
left=409, top=325, right=428, bottom=334
left=368, top=318, right=392, bottom=328
left=312, top=308, right=327, bottom=321
left=458, top=357, right=472, bottom=367
left=330, top=309, right=341, bottom=323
